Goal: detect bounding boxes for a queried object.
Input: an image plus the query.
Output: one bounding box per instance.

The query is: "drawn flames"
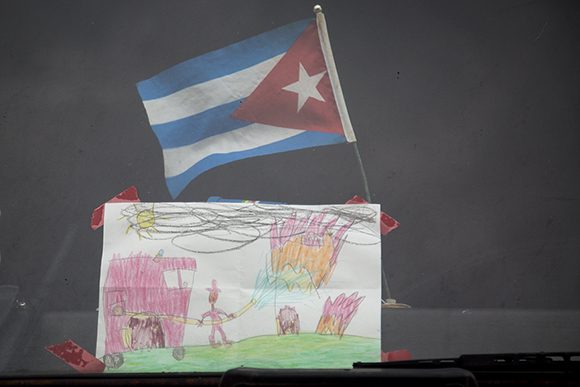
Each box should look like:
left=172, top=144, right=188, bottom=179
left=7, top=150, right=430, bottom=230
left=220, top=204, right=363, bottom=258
left=270, top=212, right=353, bottom=292
left=315, top=292, right=365, bottom=337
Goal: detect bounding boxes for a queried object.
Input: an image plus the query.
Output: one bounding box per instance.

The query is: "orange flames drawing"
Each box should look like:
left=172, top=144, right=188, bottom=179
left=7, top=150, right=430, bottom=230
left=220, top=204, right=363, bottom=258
left=270, top=212, right=353, bottom=293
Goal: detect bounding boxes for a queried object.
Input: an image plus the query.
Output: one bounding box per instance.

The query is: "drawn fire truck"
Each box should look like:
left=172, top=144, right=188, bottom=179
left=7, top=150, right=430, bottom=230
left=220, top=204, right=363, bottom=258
left=102, top=253, right=197, bottom=367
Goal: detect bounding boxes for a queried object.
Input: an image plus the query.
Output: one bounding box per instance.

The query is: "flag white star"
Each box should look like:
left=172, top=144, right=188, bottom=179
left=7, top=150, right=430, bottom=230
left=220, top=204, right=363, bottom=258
left=282, top=62, right=326, bottom=112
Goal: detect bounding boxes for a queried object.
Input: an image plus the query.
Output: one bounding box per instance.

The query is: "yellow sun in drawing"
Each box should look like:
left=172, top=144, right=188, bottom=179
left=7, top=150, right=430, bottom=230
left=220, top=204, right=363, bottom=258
left=126, top=204, right=158, bottom=239
left=137, top=209, right=155, bottom=229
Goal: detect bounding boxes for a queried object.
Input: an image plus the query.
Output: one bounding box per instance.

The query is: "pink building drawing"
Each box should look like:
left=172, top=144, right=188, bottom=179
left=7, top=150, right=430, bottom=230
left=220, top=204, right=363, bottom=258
left=103, top=252, right=197, bottom=356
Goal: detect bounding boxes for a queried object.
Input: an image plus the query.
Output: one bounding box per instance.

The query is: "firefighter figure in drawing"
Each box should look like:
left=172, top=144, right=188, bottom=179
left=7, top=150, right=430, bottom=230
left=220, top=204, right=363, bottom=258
left=198, top=279, right=234, bottom=347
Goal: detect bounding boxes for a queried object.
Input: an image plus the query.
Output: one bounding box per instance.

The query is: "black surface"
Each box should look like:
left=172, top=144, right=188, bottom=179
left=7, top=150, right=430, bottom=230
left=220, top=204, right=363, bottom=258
left=220, top=367, right=477, bottom=387
left=0, top=0, right=579, bottom=371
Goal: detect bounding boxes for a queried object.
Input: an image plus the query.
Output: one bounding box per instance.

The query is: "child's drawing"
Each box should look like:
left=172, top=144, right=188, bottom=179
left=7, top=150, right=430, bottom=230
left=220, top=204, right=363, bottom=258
left=97, top=202, right=381, bottom=372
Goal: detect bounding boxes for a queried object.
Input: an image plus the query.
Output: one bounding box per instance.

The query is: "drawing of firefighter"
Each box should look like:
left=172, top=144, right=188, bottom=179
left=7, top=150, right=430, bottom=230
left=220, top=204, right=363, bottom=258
left=198, top=279, right=234, bottom=347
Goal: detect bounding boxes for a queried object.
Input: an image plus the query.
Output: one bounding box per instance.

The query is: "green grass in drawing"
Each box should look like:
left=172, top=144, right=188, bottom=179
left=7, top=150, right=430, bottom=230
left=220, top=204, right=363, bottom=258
left=105, top=334, right=379, bottom=372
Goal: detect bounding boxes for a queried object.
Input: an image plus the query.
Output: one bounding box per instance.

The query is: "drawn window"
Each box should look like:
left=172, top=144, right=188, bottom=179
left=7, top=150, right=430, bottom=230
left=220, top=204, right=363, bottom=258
left=163, top=269, right=195, bottom=289
left=180, top=269, right=195, bottom=288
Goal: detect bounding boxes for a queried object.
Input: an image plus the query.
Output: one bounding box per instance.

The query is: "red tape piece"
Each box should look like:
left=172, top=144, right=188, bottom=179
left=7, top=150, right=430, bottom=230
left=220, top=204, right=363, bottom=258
left=45, top=339, right=105, bottom=373
left=345, top=195, right=400, bottom=235
left=381, top=349, right=412, bottom=362
left=91, top=185, right=141, bottom=230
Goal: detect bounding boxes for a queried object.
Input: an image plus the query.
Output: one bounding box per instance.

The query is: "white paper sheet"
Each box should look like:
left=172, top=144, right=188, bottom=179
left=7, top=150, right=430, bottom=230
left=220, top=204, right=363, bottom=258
left=96, top=202, right=381, bottom=371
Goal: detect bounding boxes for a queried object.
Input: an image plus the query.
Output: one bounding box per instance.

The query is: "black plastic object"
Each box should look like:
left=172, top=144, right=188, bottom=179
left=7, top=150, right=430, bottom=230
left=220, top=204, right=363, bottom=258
left=355, top=351, right=580, bottom=371
left=219, top=367, right=477, bottom=387
left=355, top=352, right=580, bottom=386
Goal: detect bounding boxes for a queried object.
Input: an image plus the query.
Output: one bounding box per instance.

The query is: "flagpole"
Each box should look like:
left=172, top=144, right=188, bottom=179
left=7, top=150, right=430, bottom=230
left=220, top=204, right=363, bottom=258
left=315, top=5, right=409, bottom=309
left=314, top=5, right=356, bottom=143
left=314, top=5, right=371, bottom=202
left=353, top=142, right=372, bottom=202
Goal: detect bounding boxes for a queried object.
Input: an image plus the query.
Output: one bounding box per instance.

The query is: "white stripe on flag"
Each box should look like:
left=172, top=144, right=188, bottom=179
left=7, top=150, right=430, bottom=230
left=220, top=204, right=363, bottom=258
left=143, top=54, right=284, bottom=126
left=162, top=124, right=304, bottom=178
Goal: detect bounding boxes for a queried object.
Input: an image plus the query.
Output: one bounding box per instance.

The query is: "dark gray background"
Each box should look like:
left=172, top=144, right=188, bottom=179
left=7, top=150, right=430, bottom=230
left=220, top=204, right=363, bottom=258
left=0, top=0, right=579, bottom=373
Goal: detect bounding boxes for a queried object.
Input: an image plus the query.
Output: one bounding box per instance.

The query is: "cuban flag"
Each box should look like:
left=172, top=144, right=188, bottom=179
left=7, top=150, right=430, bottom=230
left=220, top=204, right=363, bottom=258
left=137, top=16, right=356, bottom=199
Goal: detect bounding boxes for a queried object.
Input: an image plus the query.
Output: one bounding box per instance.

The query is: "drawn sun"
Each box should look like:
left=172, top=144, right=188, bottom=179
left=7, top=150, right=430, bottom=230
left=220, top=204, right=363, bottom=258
left=125, top=204, right=158, bottom=239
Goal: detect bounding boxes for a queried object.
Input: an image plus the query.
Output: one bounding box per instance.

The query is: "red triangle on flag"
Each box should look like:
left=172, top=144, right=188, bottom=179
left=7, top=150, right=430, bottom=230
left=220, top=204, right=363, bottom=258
left=232, top=21, right=345, bottom=136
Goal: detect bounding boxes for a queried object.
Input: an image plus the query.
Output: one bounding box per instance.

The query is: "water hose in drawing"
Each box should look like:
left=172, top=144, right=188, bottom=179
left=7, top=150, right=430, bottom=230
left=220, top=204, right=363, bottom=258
left=120, top=298, right=257, bottom=326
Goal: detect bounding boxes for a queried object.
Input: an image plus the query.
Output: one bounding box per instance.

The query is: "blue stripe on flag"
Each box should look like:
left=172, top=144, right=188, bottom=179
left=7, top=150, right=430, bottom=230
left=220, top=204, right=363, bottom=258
left=137, top=19, right=310, bottom=101
left=165, top=130, right=346, bottom=198
left=151, top=100, right=248, bottom=149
